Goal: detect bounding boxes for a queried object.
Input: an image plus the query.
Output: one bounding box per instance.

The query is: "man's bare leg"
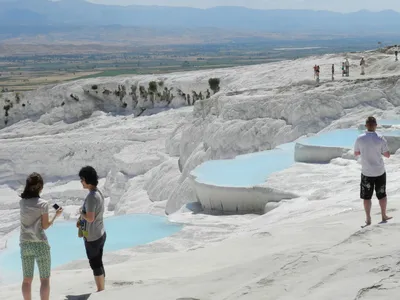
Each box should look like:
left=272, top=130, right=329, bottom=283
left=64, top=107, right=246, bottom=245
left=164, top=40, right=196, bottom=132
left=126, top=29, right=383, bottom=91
left=379, top=197, right=392, bottom=222
left=94, top=275, right=105, bottom=292
left=364, top=199, right=372, bottom=225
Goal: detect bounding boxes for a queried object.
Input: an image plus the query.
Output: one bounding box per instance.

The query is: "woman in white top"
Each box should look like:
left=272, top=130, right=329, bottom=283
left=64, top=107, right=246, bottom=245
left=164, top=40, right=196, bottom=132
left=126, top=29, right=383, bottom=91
left=19, top=173, right=62, bottom=300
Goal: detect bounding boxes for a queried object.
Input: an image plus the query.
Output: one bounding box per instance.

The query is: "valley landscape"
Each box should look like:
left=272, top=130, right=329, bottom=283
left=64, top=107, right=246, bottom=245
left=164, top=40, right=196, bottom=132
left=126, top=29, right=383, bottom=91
left=1, top=31, right=391, bottom=91
left=1, top=1, right=400, bottom=91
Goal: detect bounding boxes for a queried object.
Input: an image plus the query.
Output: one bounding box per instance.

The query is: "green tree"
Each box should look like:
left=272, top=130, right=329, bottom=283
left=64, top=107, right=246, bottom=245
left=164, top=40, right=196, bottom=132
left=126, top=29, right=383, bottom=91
left=208, top=78, right=220, bottom=94
left=149, top=81, right=158, bottom=93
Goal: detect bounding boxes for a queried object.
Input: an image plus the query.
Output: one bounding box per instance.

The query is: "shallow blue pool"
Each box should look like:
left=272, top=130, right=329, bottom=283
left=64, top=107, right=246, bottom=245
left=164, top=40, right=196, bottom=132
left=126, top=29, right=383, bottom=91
left=0, top=214, right=181, bottom=283
left=301, top=128, right=400, bottom=148
left=379, top=119, right=400, bottom=126
left=191, top=143, right=296, bottom=187
left=300, top=128, right=363, bottom=148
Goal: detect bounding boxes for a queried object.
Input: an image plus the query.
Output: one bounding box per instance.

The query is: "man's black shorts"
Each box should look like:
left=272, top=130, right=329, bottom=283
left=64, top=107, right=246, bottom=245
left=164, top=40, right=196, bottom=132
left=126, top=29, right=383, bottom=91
left=360, top=172, right=387, bottom=200
left=84, top=232, right=106, bottom=276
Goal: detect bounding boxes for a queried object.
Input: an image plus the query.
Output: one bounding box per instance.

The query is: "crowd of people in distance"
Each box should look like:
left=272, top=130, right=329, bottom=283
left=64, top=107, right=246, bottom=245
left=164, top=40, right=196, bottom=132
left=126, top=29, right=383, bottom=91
left=313, top=48, right=399, bottom=83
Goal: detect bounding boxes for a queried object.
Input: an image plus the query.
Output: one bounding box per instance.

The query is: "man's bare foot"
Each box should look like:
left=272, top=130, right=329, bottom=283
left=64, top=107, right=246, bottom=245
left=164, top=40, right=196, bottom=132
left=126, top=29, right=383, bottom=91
left=361, top=220, right=372, bottom=228
left=382, top=216, right=392, bottom=222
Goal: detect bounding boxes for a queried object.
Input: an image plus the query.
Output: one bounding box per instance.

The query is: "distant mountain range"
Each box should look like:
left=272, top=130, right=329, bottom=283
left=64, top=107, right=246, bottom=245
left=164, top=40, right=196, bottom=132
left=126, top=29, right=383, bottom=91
left=0, top=0, right=400, bottom=35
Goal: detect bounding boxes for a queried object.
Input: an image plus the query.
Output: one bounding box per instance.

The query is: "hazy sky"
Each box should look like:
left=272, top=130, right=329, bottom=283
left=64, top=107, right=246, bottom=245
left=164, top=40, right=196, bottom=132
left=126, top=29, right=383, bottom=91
left=86, top=0, right=400, bottom=12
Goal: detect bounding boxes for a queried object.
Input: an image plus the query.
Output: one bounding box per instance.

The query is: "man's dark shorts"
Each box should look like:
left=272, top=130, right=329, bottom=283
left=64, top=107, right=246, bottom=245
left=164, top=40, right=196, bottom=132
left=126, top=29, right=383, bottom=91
left=84, top=232, right=106, bottom=276
left=360, top=172, right=387, bottom=200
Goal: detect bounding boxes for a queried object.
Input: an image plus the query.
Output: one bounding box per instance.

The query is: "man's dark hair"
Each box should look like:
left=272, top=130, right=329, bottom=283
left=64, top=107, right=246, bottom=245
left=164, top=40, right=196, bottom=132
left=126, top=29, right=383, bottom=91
left=365, top=116, right=377, bottom=132
left=79, top=166, right=98, bottom=186
left=366, top=116, right=377, bottom=125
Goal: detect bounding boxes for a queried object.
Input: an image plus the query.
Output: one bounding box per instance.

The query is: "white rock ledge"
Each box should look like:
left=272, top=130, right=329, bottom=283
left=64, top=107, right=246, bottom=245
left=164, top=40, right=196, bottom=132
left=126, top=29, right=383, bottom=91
left=189, top=174, right=299, bottom=214
left=294, top=143, right=349, bottom=164
left=385, top=136, right=400, bottom=153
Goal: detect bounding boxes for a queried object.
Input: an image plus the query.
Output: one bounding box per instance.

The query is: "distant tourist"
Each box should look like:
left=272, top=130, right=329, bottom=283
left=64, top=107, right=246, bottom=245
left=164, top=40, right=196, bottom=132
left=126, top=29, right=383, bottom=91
left=360, top=57, right=366, bottom=75
left=19, top=173, right=63, bottom=300
left=395, top=47, right=398, bottom=61
left=342, top=62, right=345, bottom=77
left=345, top=58, right=350, bottom=77
left=314, top=65, right=320, bottom=83
left=313, top=64, right=318, bottom=78
left=331, top=64, right=335, bottom=81
left=354, top=117, right=392, bottom=228
left=77, top=166, right=106, bottom=292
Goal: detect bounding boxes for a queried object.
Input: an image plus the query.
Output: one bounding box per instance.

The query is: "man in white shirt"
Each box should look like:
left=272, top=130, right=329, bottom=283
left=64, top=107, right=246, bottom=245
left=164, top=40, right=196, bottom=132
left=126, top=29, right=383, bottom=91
left=354, top=116, right=392, bottom=226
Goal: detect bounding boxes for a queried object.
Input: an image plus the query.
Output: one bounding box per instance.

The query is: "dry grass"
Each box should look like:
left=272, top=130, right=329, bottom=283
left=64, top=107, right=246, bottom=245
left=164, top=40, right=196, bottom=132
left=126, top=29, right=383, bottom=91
left=0, top=71, right=100, bottom=91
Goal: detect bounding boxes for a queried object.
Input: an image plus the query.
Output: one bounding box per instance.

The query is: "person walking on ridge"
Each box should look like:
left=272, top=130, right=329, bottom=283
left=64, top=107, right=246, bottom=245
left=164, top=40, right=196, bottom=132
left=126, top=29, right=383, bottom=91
left=360, top=57, right=366, bottom=75
left=354, top=117, right=392, bottom=227
left=314, top=65, right=320, bottom=83
left=345, top=58, right=350, bottom=77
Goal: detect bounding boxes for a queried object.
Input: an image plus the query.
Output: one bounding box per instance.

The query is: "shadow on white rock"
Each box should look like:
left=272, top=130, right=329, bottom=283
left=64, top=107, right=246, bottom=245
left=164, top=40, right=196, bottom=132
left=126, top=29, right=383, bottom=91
left=165, top=178, right=196, bottom=215
left=113, top=176, right=165, bottom=215
left=144, top=159, right=181, bottom=203
left=105, top=170, right=129, bottom=211
left=113, top=141, right=169, bottom=177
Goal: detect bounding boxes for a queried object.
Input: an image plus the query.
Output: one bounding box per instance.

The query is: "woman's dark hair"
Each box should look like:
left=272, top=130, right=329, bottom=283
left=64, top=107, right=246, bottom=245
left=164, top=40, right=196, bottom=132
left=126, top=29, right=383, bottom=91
left=79, top=166, right=98, bottom=186
left=21, top=173, right=44, bottom=199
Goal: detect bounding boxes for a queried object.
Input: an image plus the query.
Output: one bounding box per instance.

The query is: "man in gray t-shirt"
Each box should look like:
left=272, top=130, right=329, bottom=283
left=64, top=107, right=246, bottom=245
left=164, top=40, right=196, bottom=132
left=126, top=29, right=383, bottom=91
left=81, top=190, right=105, bottom=242
left=354, top=116, right=392, bottom=226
